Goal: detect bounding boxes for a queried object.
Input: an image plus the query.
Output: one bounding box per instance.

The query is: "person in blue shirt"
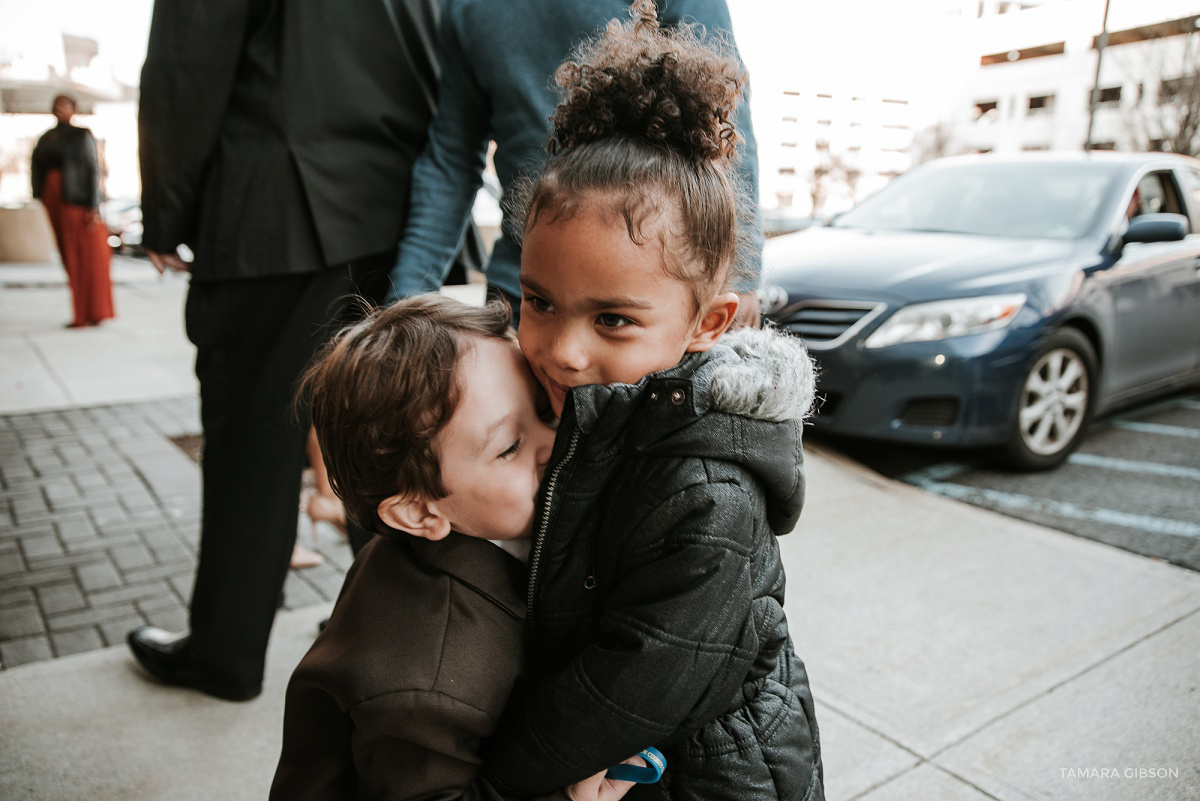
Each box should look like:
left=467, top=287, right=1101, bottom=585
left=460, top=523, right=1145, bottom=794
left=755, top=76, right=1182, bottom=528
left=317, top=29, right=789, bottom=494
left=388, top=0, right=765, bottom=327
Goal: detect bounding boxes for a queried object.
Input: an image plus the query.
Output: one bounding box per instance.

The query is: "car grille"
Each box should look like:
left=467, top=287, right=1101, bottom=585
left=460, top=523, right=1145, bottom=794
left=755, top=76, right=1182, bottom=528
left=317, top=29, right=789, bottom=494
left=898, top=397, right=960, bottom=427
left=768, top=300, right=886, bottom=350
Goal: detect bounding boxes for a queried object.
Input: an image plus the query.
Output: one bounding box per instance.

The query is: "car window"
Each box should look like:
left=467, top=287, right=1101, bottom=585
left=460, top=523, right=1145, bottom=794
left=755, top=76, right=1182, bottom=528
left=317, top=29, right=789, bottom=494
left=1133, top=175, right=1161, bottom=215
left=1181, top=167, right=1200, bottom=232
left=1134, top=171, right=1186, bottom=216
left=832, top=163, right=1123, bottom=240
left=1133, top=171, right=1192, bottom=233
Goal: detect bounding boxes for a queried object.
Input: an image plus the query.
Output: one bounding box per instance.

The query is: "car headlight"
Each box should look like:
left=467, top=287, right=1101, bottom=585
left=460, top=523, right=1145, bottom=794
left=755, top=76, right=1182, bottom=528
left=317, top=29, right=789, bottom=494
left=863, top=293, right=1026, bottom=349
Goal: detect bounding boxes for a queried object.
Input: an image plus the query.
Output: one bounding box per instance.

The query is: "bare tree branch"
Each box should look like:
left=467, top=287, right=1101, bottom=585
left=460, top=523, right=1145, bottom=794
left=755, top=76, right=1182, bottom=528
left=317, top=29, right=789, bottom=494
left=1117, top=27, right=1200, bottom=156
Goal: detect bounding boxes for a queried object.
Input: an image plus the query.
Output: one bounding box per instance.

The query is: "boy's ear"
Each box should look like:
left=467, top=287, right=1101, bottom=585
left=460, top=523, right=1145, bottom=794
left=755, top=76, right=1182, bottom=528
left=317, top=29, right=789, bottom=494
left=685, top=291, right=740, bottom=352
left=377, top=494, right=452, bottom=541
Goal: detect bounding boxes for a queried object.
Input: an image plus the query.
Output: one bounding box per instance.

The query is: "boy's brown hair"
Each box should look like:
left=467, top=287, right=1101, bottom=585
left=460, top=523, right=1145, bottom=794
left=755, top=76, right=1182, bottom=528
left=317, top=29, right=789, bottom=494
left=300, top=295, right=513, bottom=537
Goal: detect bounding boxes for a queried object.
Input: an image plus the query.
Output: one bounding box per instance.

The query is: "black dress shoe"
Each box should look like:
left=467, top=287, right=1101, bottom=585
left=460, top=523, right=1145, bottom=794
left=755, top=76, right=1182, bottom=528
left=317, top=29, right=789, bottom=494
left=126, top=626, right=261, bottom=702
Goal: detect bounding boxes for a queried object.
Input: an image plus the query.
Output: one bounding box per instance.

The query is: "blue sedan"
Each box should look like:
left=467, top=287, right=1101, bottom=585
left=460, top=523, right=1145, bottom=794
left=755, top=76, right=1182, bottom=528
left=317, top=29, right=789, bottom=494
left=760, top=152, right=1200, bottom=469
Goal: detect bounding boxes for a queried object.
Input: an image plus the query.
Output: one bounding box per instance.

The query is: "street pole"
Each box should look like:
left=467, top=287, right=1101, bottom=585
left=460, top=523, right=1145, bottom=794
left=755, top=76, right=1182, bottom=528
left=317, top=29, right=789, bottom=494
left=1084, top=0, right=1112, bottom=151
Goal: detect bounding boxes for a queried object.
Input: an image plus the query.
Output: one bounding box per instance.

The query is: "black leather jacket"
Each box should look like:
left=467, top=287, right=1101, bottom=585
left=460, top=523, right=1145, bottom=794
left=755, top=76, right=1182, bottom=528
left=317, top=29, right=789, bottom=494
left=484, top=328, right=824, bottom=801
left=31, top=122, right=102, bottom=209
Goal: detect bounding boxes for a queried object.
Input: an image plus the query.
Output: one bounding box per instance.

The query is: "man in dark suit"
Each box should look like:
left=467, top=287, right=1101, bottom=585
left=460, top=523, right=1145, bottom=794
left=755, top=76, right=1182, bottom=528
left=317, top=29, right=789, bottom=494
left=127, top=0, right=468, bottom=701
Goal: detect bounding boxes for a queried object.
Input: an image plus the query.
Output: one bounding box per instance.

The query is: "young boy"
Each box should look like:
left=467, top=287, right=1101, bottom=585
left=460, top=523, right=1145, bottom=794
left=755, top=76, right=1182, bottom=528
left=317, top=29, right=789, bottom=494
left=269, top=295, right=631, bottom=801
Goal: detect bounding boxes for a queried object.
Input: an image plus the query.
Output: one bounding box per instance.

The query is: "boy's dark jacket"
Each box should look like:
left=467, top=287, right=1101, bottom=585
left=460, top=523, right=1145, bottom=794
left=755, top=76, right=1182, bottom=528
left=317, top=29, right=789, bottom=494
left=270, top=534, right=568, bottom=801
left=484, top=328, right=825, bottom=800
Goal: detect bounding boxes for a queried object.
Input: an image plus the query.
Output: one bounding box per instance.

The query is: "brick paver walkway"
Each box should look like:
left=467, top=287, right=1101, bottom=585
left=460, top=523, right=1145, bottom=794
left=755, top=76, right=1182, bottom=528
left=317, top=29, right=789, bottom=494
left=0, top=395, right=351, bottom=670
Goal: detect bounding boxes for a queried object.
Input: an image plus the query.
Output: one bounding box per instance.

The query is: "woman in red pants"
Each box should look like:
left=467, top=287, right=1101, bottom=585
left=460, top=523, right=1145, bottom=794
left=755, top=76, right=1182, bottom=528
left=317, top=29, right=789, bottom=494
left=31, top=94, right=114, bottom=327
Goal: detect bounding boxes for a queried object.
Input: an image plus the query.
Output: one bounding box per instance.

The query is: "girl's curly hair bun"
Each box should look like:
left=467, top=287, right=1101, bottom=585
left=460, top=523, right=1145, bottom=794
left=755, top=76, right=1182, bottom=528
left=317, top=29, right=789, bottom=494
left=549, top=0, right=747, bottom=165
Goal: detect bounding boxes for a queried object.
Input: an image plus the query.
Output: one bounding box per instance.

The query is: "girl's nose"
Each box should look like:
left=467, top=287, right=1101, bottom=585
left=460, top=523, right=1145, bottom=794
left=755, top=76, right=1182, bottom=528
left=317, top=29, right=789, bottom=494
left=548, top=326, right=589, bottom=372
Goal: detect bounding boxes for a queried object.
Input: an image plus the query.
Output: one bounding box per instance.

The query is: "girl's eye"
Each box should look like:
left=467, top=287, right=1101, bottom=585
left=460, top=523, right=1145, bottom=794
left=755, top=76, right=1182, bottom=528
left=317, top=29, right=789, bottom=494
left=499, top=439, right=522, bottom=460
left=597, top=313, right=631, bottom=329
left=524, top=295, right=552, bottom=313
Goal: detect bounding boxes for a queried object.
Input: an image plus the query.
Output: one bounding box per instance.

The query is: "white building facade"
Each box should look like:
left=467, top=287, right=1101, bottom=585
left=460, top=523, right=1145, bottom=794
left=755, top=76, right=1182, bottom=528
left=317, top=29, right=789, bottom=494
left=950, top=0, right=1200, bottom=156
left=736, top=0, right=1199, bottom=224
left=733, top=0, right=968, bottom=222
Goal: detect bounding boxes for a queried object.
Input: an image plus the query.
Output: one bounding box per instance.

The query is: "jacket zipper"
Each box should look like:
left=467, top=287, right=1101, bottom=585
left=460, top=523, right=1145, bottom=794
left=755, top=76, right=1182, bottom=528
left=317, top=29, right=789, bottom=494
left=526, top=427, right=580, bottom=633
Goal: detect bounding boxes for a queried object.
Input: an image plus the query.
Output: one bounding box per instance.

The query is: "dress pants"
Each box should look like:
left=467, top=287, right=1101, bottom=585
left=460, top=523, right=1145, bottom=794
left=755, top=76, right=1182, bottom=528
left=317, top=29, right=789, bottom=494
left=183, top=254, right=391, bottom=689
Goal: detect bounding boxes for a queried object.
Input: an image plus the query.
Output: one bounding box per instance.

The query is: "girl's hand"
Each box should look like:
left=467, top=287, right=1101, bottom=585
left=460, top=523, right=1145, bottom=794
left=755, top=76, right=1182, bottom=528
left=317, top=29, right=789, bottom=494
left=565, top=771, right=634, bottom=801
left=565, top=754, right=645, bottom=801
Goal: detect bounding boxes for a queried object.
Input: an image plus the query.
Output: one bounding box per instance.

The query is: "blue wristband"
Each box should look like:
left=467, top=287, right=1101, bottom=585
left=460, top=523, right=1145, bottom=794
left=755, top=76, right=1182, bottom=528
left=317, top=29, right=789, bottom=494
left=604, top=747, right=666, bottom=783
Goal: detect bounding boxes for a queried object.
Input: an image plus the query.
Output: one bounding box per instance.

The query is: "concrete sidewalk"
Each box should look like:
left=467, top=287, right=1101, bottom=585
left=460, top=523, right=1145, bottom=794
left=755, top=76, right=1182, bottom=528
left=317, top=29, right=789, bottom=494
left=1, top=259, right=1198, bottom=800
left=0, top=258, right=197, bottom=415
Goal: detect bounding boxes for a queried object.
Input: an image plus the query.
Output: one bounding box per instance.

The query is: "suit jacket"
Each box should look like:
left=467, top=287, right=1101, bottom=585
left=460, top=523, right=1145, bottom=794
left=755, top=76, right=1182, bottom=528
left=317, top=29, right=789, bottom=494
left=138, top=0, right=445, bottom=281
left=270, top=533, right=568, bottom=801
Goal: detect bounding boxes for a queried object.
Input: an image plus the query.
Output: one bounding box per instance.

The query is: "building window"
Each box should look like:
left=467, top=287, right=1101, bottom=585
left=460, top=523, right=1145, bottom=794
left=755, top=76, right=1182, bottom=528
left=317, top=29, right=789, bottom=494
left=1095, top=86, right=1121, bottom=105
left=1089, top=141, right=1117, bottom=151
left=975, top=100, right=999, bottom=119
left=1027, top=94, right=1054, bottom=114
left=777, top=192, right=794, bottom=208
left=782, top=116, right=798, bottom=123
left=1021, top=144, right=1049, bottom=151
left=779, top=167, right=796, bottom=176
left=981, top=41, right=1065, bottom=65
left=1159, top=78, right=1187, bottom=103
left=783, top=90, right=800, bottom=97
left=782, top=141, right=798, bottom=148
left=817, top=119, right=832, bottom=127
left=815, top=141, right=830, bottom=152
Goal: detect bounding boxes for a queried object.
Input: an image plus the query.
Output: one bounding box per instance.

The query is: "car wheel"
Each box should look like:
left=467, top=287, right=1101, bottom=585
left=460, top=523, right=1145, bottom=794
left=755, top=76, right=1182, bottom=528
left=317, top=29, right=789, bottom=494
left=1001, top=328, right=1096, bottom=471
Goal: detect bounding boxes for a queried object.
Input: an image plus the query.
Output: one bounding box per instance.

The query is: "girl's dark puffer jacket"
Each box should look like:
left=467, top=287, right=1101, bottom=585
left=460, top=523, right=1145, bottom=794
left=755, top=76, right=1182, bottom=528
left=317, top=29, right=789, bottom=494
left=483, top=328, right=824, bottom=801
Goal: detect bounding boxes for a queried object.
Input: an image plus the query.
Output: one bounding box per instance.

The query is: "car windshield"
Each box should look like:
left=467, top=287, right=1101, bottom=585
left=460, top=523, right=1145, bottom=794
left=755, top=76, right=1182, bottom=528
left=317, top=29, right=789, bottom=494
left=831, top=162, right=1124, bottom=240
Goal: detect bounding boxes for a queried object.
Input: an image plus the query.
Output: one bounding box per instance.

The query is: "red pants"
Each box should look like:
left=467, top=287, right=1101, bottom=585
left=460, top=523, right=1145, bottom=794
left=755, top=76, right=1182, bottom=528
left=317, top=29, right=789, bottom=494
left=40, top=170, right=114, bottom=326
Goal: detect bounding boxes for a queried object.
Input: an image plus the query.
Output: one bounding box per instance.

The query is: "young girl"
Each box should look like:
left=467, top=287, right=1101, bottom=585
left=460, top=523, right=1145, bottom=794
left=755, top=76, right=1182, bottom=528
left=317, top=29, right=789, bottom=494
left=482, top=3, right=824, bottom=799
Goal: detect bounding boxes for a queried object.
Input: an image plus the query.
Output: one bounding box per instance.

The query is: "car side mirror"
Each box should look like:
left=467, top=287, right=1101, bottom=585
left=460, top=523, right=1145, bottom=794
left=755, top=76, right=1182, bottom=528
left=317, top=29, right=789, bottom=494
left=1123, top=213, right=1189, bottom=244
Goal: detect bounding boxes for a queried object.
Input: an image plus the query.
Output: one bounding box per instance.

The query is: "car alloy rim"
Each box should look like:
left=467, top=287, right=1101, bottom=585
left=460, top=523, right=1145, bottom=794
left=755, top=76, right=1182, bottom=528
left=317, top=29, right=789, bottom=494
left=1018, top=347, right=1089, bottom=456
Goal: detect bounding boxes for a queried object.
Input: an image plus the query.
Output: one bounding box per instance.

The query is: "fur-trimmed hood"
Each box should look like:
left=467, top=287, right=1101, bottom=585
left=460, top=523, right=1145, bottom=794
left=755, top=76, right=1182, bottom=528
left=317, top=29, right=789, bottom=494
left=707, top=326, right=817, bottom=423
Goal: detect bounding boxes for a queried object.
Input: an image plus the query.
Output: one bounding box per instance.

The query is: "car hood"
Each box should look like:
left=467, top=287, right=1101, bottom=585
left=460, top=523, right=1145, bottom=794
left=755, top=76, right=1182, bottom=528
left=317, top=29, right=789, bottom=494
left=762, top=226, right=1083, bottom=301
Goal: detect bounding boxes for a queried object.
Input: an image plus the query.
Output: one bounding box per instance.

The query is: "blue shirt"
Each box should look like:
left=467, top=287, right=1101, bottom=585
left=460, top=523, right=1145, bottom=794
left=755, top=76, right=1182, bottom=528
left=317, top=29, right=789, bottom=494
left=388, top=0, right=763, bottom=303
